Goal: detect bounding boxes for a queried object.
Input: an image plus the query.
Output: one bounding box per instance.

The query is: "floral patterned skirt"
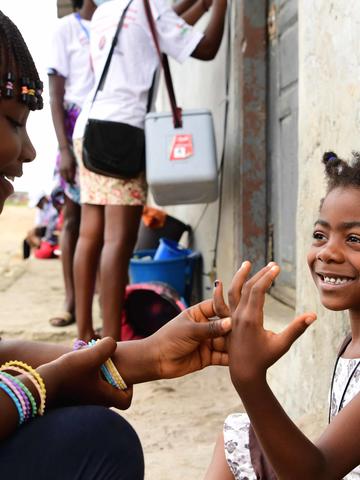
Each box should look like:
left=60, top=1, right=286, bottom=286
left=224, top=413, right=257, bottom=480
left=73, top=138, right=147, bottom=206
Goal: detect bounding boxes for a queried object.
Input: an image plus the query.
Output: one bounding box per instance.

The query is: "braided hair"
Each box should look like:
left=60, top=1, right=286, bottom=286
left=0, top=11, right=43, bottom=110
left=322, top=151, right=360, bottom=193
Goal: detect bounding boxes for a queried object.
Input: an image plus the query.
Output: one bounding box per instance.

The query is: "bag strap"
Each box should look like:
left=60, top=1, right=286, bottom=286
left=143, top=0, right=183, bottom=128
left=91, top=0, right=133, bottom=104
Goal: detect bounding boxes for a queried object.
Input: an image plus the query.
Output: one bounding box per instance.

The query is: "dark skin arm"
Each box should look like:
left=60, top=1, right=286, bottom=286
left=48, top=74, right=77, bottom=184
left=0, top=298, right=230, bottom=441
left=191, top=0, right=227, bottom=60
left=174, top=0, right=212, bottom=25
left=223, top=261, right=360, bottom=479
left=0, top=338, right=132, bottom=441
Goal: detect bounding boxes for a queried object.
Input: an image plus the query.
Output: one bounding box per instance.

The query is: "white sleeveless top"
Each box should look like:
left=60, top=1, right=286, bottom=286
left=330, top=356, right=360, bottom=479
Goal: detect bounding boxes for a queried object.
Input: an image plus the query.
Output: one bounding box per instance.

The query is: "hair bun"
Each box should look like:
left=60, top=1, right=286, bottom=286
left=322, top=151, right=338, bottom=165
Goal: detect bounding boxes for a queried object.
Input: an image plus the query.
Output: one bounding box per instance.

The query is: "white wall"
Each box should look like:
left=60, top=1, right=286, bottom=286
left=292, top=0, right=360, bottom=418
left=153, top=3, right=240, bottom=296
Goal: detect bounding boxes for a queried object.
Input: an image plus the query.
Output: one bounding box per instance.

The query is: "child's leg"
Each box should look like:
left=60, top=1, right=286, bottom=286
left=204, top=432, right=235, bottom=480
left=74, top=203, right=104, bottom=341
left=100, top=205, right=142, bottom=340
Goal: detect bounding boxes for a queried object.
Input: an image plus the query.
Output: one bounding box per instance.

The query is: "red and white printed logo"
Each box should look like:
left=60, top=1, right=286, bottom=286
left=169, top=134, right=193, bottom=161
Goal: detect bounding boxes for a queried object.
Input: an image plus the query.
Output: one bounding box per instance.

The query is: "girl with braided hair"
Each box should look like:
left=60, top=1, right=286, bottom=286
left=0, top=14, right=233, bottom=477
left=205, top=152, right=360, bottom=479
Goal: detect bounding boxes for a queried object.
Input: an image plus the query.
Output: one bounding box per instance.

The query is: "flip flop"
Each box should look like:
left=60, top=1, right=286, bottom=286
left=49, top=312, right=75, bottom=327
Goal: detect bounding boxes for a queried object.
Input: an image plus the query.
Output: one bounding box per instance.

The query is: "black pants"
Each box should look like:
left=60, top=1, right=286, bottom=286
left=0, top=406, right=144, bottom=480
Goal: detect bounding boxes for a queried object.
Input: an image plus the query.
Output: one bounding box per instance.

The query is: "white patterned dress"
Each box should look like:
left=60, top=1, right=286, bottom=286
left=224, top=356, right=360, bottom=479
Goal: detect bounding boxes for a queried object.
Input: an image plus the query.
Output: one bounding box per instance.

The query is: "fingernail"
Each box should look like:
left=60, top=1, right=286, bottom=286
left=214, top=280, right=219, bottom=287
left=270, top=265, right=278, bottom=272
left=221, top=317, right=232, bottom=329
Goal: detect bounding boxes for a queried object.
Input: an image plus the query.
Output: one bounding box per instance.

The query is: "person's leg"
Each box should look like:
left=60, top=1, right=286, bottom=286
left=0, top=406, right=144, bottom=480
left=50, top=195, right=81, bottom=326
left=100, top=205, right=143, bottom=340
left=74, top=203, right=104, bottom=341
left=204, top=432, right=235, bottom=480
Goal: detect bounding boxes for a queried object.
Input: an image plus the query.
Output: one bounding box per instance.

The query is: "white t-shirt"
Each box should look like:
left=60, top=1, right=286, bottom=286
left=48, top=13, right=94, bottom=108
left=73, top=0, right=203, bottom=139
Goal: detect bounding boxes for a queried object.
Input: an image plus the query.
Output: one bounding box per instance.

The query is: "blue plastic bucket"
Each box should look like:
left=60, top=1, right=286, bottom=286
left=153, top=237, right=192, bottom=261
left=129, top=249, right=200, bottom=305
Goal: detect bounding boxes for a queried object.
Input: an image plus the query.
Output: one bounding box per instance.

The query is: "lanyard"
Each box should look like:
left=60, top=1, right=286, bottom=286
left=75, top=12, right=90, bottom=41
left=328, top=336, right=360, bottom=422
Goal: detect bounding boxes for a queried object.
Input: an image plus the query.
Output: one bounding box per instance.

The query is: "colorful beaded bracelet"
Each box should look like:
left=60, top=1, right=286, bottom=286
left=73, top=339, right=127, bottom=391
left=0, top=382, right=24, bottom=425
left=0, top=371, right=37, bottom=418
left=0, top=373, right=29, bottom=421
left=0, top=362, right=46, bottom=415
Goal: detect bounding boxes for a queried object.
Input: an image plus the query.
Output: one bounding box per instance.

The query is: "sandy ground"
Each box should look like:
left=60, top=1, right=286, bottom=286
left=0, top=205, right=243, bottom=479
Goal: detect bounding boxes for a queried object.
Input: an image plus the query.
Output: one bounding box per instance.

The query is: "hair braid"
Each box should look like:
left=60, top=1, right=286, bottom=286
left=0, top=10, right=43, bottom=110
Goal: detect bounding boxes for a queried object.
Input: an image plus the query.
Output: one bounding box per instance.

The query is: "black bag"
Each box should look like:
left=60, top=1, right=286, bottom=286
left=82, top=0, right=145, bottom=179
left=82, top=119, right=145, bottom=179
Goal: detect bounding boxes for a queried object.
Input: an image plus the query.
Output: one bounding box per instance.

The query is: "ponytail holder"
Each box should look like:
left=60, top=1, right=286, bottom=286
left=323, top=151, right=338, bottom=164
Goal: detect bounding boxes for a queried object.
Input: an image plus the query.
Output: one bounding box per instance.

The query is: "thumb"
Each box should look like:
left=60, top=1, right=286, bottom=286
left=277, top=312, right=317, bottom=354
left=87, top=337, right=117, bottom=366
left=191, top=317, right=232, bottom=340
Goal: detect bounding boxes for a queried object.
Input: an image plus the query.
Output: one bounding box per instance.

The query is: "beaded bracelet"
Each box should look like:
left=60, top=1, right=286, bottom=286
left=105, top=357, right=127, bottom=390
left=0, top=371, right=37, bottom=418
left=0, top=373, right=29, bottom=421
left=0, top=382, right=24, bottom=425
left=0, top=361, right=46, bottom=415
left=73, top=339, right=128, bottom=391
left=88, top=339, right=128, bottom=391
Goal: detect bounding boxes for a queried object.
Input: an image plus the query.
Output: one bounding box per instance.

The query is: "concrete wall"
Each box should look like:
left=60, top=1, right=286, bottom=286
left=290, top=0, right=359, bottom=419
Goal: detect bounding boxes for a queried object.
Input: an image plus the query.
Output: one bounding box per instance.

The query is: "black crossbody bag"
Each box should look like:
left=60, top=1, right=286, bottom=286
left=82, top=0, right=146, bottom=179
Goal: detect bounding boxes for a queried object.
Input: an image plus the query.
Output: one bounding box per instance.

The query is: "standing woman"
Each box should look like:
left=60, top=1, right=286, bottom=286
left=47, top=0, right=98, bottom=327
left=73, top=0, right=228, bottom=342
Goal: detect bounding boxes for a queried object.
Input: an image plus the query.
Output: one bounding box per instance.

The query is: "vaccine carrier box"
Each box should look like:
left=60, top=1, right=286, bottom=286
left=145, top=109, right=219, bottom=206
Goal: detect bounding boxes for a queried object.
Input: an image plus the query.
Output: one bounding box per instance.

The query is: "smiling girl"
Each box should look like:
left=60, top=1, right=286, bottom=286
left=205, top=151, right=360, bottom=479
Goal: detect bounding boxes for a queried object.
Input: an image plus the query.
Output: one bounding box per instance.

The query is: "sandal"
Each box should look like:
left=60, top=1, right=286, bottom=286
left=49, top=312, right=75, bottom=327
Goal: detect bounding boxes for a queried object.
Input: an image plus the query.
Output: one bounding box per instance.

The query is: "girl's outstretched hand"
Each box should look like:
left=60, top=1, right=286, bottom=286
left=38, top=337, right=133, bottom=410
left=226, top=261, right=317, bottom=390
left=149, top=298, right=232, bottom=380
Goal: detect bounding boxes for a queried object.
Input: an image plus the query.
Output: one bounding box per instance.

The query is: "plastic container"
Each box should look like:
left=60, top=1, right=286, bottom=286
left=154, top=238, right=192, bottom=261
left=145, top=109, right=219, bottom=206
left=135, top=214, right=192, bottom=251
left=129, top=249, right=200, bottom=305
